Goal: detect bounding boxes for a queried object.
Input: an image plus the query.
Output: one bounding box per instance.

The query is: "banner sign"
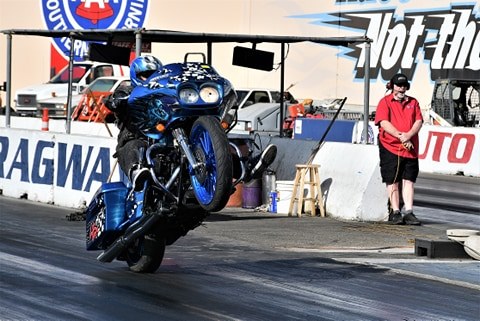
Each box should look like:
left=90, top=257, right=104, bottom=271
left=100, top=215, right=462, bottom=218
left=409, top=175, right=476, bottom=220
left=0, top=128, right=119, bottom=207
left=418, top=125, right=480, bottom=176
left=290, top=2, right=480, bottom=82
left=41, top=0, right=150, bottom=74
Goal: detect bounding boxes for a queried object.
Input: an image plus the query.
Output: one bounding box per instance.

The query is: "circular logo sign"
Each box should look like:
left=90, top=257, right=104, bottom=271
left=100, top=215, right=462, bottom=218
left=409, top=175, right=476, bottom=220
left=41, top=0, right=150, bottom=60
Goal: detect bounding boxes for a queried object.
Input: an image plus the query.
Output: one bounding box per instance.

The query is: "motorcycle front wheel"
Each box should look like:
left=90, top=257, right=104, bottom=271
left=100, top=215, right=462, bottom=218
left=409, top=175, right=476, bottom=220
left=125, top=233, right=166, bottom=273
left=189, top=116, right=233, bottom=212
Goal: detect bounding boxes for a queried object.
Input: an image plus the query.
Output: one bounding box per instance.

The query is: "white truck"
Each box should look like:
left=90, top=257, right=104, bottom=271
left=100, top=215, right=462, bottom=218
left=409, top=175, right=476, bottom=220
left=235, top=88, right=288, bottom=109
left=229, top=88, right=296, bottom=134
left=14, top=61, right=129, bottom=116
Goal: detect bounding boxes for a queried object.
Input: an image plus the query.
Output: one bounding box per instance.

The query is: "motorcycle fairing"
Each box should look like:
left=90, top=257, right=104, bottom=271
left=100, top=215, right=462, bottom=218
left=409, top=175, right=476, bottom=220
left=127, top=62, right=233, bottom=138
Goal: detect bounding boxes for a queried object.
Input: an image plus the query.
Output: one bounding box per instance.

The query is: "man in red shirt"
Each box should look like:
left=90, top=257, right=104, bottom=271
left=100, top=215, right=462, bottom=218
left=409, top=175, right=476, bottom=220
left=375, top=73, right=423, bottom=225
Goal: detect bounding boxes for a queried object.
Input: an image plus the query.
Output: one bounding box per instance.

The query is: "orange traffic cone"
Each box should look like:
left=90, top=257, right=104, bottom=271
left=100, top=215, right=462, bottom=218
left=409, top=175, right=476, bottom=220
left=42, top=108, right=49, bottom=131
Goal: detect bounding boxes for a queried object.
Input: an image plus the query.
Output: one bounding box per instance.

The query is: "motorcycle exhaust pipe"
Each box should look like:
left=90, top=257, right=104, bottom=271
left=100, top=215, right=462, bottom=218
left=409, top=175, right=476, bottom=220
left=97, top=208, right=169, bottom=263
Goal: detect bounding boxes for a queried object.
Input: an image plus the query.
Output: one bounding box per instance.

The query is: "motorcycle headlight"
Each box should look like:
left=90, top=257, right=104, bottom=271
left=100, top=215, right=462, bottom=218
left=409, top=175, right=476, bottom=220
left=179, top=88, right=199, bottom=104
left=199, top=86, right=220, bottom=103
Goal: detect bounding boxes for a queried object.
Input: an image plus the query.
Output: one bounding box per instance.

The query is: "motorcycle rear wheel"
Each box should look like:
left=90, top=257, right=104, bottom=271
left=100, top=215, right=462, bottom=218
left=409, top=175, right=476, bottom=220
left=125, top=234, right=166, bottom=273
left=189, top=116, right=233, bottom=212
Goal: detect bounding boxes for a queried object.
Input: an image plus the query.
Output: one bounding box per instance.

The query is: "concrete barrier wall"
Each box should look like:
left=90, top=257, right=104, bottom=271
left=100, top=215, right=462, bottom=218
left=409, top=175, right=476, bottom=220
left=0, top=127, right=120, bottom=208
left=3, top=116, right=478, bottom=177
left=259, top=137, right=386, bottom=221
left=1, top=116, right=478, bottom=222
left=310, top=143, right=386, bottom=221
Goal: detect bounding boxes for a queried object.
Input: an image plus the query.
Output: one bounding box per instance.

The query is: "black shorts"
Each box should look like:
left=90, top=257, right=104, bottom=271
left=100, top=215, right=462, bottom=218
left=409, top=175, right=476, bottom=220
left=379, top=141, right=419, bottom=184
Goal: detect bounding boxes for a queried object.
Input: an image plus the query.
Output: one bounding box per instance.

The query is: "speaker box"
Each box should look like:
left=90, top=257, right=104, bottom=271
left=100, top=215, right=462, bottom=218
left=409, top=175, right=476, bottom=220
left=89, top=43, right=131, bottom=66
left=232, top=46, right=274, bottom=71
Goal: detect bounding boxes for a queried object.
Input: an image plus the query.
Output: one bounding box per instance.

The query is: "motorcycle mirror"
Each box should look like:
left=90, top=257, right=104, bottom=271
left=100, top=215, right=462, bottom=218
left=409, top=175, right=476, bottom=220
left=184, top=52, right=206, bottom=63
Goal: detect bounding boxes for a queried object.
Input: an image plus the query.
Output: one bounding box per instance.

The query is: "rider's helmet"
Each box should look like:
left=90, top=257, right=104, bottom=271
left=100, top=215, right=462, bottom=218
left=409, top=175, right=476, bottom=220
left=130, top=55, right=163, bottom=87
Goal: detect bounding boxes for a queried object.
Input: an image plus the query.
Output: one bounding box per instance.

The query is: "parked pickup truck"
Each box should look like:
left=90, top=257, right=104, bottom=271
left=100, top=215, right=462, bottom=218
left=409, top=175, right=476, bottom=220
left=37, top=76, right=130, bottom=119
left=227, top=88, right=296, bottom=134
left=235, top=88, right=295, bottom=109
left=14, top=61, right=129, bottom=116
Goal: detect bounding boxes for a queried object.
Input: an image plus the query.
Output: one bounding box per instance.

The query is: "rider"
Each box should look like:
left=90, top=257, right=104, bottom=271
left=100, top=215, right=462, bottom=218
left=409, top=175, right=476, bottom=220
left=106, top=55, right=277, bottom=191
left=105, top=55, right=161, bottom=191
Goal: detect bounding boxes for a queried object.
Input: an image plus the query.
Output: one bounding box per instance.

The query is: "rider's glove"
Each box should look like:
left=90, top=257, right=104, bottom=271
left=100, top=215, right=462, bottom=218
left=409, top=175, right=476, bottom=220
left=105, top=87, right=131, bottom=112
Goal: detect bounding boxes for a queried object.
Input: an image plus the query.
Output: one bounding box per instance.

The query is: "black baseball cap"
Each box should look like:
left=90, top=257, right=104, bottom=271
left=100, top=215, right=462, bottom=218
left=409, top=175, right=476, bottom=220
left=391, top=73, right=409, bottom=86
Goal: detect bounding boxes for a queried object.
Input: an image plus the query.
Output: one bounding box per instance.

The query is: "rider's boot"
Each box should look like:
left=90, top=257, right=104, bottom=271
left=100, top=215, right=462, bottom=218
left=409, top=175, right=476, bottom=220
left=245, top=144, right=277, bottom=181
left=129, top=164, right=150, bottom=192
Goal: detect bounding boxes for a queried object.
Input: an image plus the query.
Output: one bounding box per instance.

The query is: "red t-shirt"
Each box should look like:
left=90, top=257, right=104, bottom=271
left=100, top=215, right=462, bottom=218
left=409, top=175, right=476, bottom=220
left=374, top=94, right=423, bottom=158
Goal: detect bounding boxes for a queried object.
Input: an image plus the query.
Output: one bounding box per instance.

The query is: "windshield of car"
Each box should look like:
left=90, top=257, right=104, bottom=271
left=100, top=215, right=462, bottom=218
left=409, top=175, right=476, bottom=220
left=117, top=80, right=131, bottom=89
left=236, top=90, right=248, bottom=103
left=271, top=91, right=296, bottom=103
left=271, top=91, right=282, bottom=102
left=49, top=64, right=92, bottom=84
left=236, top=90, right=270, bottom=108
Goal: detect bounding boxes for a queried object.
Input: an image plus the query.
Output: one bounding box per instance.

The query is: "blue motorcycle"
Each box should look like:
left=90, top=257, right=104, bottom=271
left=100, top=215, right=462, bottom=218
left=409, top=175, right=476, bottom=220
left=85, top=57, right=241, bottom=273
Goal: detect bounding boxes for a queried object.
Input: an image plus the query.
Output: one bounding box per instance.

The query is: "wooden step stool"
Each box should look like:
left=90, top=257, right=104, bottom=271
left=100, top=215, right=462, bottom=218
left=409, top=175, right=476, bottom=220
left=288, top=164, right=325, bottom=217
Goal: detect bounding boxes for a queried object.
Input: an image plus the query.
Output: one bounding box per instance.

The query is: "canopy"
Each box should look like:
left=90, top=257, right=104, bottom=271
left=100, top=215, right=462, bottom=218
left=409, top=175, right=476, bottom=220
left=1, top=28, right=372, bottom=137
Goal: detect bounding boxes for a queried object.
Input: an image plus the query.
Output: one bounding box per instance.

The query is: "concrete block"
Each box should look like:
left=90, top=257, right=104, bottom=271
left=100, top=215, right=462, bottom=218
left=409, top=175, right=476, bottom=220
left=415, top=238, right=471, bottom=259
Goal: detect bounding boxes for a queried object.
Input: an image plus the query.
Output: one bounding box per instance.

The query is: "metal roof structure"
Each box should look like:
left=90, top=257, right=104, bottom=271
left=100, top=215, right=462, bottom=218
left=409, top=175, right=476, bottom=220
left=1, top=28, right=369, bottom=45
left=1, top=28, right=372, bottom=136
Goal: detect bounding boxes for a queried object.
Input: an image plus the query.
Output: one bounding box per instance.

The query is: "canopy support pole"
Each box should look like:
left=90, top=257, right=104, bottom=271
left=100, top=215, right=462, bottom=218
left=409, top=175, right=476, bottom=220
left=65, top=34, right=75, bottom=134
left=362, top=41, right=371, bottom=144
left=279, top=42, right=286, bottom=137
left=135, top=30, right=142, bottom=57
left=5, top=34, right=12, bottom=127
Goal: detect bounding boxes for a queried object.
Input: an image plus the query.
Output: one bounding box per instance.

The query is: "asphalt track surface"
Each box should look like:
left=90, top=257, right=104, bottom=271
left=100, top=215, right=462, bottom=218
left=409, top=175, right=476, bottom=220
left=1, top=185, right=479, bottom=321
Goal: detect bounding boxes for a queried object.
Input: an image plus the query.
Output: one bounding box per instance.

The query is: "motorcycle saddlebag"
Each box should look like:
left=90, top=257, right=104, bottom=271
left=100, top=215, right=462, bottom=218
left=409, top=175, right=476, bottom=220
left=86, top=182, right=128, bottom=250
